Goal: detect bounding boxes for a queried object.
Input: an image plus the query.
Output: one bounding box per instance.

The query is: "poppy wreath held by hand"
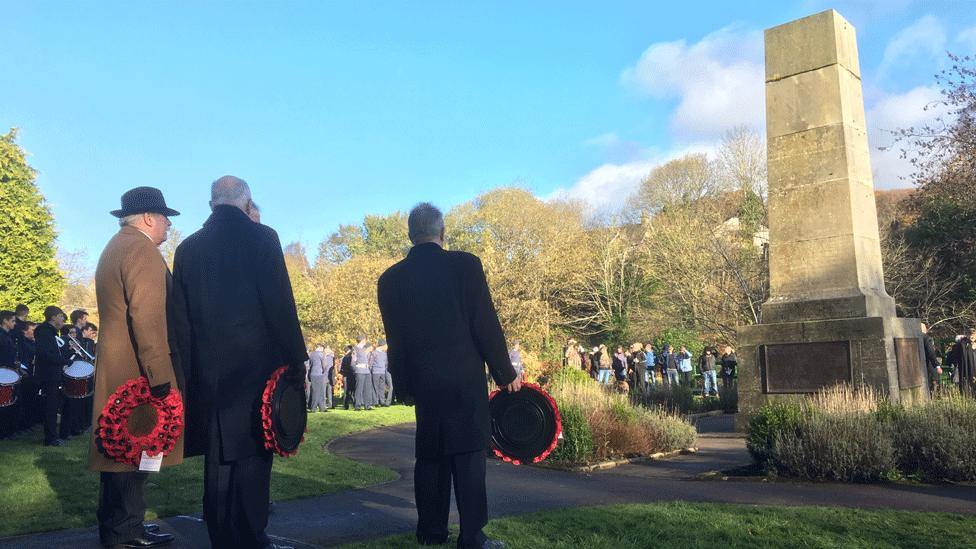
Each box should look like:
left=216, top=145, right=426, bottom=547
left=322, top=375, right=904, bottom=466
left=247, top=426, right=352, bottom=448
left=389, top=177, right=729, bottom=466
left=261, top=365, right=306, bottom=457
left=96, top=377, right=184, bottom=466
left=488, top=382, right=562, bottom=466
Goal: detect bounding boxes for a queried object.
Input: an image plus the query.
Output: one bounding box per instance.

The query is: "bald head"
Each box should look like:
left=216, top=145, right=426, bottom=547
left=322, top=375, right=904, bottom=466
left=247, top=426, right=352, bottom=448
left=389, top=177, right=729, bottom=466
left=210, top=175, right=252, bottom=210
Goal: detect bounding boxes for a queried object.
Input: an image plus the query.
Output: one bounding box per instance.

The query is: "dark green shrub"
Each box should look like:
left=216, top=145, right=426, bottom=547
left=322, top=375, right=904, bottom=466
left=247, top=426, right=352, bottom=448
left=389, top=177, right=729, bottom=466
left=892, top=396, right=976, bottom=481
left=549, top=404, right=594, bottom=464
left=549, top=365, right=592, bottom=389
left=718, top=385, right=738, bottom=413
left=771, top=412, right=897, bottom=482
left=639, top=384, right=696, bottom=414
left=746, top=401, right=803, bottom=467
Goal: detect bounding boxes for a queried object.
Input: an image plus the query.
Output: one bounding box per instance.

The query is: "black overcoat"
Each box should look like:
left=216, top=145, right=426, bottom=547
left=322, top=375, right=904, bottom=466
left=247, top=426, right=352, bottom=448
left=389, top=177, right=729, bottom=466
left=173, top=205, right=308, bottom=460
left=377, top=242, right=516, bottom=459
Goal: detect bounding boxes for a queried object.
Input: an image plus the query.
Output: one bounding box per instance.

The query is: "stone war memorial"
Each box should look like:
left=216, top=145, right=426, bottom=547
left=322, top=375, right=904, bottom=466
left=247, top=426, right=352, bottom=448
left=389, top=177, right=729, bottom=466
left=737, top=9, right=928, bottom=428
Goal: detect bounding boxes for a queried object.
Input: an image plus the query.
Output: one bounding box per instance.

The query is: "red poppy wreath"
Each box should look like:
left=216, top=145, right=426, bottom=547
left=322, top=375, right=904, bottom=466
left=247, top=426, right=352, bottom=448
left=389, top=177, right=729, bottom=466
left=488, top=382, right=562, bottom=465
left=96, top=377, right=184, bottom=466
left=261, top=365, right=305, bottom=457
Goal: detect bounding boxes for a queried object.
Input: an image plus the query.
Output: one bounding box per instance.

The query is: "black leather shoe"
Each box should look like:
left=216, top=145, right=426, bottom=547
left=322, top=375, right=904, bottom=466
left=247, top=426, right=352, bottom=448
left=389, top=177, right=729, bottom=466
left=143, top=523, right=160, bottom=533
left=109, top=531, right=174, bottom=548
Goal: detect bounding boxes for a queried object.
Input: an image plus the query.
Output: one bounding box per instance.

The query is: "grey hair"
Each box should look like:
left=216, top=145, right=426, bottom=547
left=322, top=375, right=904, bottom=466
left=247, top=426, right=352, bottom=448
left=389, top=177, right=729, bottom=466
left=408, top=202, right=445, bottom=245
left=210, top=175, right=252, bottom=209
left=119, top=214, right=143, bottom=227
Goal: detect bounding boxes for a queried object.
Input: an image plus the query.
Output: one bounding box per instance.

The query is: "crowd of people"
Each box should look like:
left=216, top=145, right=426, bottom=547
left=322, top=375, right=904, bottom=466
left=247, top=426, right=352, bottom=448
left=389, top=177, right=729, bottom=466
left=304, top=336, right=394, bottom=412
left=562, top=338, right=737, bottom=397
left=0, top=304, right=98, bottom=444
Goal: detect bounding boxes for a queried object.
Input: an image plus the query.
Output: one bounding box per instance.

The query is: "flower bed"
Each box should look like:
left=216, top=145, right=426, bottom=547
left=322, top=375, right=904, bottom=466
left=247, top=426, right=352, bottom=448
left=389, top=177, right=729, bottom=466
left=545, top=367, right=696, bottom=465
left=747, top=385, right=976, bottom=482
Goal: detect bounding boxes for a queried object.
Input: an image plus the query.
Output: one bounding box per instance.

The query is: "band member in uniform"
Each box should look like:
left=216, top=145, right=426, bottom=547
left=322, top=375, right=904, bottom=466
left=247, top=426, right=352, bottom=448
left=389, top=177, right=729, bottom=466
left=12, top=304, right=29, bottom=351
left=88, top=186, right=184, bottom=548
left=175, top=176, right=306, bottom=549
left=353, top=336, right=373, bottom=411
left=0, top=310, right=17, bottom=438
left=370, top=339, right=390, bottom=407
left=18, top=321, right=39, bottom=429
left=35, top=306, right=71, bottom=446
left=378, top=203, right=519, bottom=549
left=307, top=345, right=328, bottom=413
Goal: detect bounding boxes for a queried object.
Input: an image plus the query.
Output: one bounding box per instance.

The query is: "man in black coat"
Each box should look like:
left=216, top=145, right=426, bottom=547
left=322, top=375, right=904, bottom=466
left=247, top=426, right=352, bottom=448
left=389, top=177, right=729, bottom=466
left=920, top=323, right=942, bottom=392
left=377, top=202, right=519, bottom=549
left=173, top=176, right=307, bottom=549
left=35, top=306, right=72, bottom=446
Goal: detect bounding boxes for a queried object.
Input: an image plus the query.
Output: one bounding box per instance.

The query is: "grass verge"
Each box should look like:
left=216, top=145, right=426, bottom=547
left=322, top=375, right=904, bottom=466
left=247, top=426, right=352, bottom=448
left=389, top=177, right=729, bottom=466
left=337, top=502, right=976, bottom=548
left=0, top=405, right=414, bottom=537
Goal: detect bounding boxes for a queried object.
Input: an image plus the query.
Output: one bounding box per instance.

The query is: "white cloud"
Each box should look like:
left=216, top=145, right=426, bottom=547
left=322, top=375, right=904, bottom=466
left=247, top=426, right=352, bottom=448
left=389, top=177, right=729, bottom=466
left=547, top=143, right=716, bottom=213
left=620, top=27, right=764, bottom=139
left=878, top=15, right=947, bottom=79
left=957, top=25, right=976, bottom=51
left=865, top=85, right=946, bottom=187
left=584, top=132, right=622, bottom=148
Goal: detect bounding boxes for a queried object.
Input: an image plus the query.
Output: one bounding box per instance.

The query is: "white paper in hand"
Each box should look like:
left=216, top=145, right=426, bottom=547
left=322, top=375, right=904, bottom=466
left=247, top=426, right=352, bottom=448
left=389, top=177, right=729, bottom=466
left=139, top=451, right=163, bottom=472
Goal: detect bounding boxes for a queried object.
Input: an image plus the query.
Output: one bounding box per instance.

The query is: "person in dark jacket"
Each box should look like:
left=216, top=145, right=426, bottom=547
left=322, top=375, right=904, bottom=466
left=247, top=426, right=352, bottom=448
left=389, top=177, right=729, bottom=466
left=950, top=329, right=976, bottom=398
left=340, top=345, right=354, bottom=409
left=173, top=176, right=307, bottom=549
left=719, top=345, right=737, bottom=390
left=920, top=323, right=942, bottom=392
left=11, top=304, right=29, bottom=356
left=0, top=311, right=16, bottom=368
left=17, top=322, right=39, bottom=429
left=35, top=306, right=72, bottom=446
left=378, top=202, right=518, bottom=549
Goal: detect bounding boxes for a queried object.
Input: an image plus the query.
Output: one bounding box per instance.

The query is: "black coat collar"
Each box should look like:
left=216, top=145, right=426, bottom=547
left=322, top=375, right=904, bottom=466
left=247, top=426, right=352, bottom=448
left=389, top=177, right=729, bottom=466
left=204, top=205, right=251, bottom=227
left=407, top=242, right=444, bottom=258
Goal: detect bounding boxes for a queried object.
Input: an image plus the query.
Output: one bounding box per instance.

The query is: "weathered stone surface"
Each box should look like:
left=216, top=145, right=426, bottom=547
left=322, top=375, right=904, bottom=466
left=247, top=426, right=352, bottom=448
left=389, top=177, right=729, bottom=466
left=766, top=64, right=866, bottom=138
left=765, top=9, right=860, bottom=82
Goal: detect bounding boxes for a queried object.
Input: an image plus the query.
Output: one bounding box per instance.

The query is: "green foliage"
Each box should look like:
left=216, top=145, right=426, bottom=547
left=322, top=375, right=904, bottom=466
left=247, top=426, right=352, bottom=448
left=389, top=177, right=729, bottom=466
left=746, top=401, right=803, bottom=467
left=549, top=365, right=592, bottom=388
left=748, top=389, right=976, bottom=483
left=651, top=327, right=703, bottom=358
left=0, top=129, right=65, bottom=312
left=317, top=213, right=410, bottom=265
left=548, top=404, right=594, bottom=464
left=0, top=406, right=415, bottom=537
left=340, top=503, right=976, bottom=549
left=891, top=395, right=976, bottom=481
left=639, top=384, right=696, bottom=415
left=771, top=412, right=897, bottom=482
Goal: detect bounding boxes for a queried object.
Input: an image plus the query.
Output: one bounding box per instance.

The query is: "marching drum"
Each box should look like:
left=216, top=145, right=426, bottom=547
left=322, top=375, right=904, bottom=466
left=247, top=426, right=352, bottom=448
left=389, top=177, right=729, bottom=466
left=0, top=367, right=21, bottom=407
left=63, top=360, right=96, bottom=399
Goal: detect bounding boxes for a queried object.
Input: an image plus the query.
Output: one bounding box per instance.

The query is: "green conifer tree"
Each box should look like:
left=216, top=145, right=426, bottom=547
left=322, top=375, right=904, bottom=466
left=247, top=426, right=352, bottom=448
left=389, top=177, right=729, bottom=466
left=0, top=129, right=65, bottom=314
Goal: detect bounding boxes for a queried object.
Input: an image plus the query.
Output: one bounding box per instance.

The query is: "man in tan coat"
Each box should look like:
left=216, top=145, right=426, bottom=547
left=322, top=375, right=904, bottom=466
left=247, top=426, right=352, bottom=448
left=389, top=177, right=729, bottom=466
left=88, top=187, right=184, bottom=549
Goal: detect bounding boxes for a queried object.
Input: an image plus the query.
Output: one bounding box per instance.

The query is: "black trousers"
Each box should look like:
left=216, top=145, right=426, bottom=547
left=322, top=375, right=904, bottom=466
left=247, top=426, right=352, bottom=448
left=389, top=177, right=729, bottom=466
left=41, top=378, right=62, bottom=443
left=414, top=450, right=488, bottom=549
left=97, top=471, right=148, bottom=545
left=204, top=424, right=274, bottom=549
left=343, top=375, right=356, bottom=409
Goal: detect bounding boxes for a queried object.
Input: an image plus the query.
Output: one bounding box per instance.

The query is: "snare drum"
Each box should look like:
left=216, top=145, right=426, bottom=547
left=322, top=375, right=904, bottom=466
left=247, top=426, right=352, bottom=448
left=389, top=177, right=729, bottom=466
left=63, top=360, right=96, bottom=399
left=0, top=367, right=21, bottom=407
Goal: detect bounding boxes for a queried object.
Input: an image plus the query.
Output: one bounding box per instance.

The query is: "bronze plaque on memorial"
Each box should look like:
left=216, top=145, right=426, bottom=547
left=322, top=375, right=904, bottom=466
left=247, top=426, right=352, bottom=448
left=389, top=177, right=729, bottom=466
left=894, top=338, right=924, bottom=389
left=760, top=341, right=851, bottom=393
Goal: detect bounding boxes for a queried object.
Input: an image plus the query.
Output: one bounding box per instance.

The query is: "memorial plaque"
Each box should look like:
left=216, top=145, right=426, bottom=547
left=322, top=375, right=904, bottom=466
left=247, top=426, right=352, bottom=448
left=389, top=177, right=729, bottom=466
left=760, top=341, right=851, bottom=393
left=894, top=337, right=924, bottom=389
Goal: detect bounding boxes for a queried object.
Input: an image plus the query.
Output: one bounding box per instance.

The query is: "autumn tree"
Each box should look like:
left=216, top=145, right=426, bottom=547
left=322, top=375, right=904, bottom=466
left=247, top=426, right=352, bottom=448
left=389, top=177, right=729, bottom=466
left=0, top=129, right=65, bottom=313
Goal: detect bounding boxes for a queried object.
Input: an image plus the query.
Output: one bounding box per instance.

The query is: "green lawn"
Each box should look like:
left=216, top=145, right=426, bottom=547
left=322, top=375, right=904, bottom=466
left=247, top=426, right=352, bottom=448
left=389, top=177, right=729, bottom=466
left=0, top=405, right=414, bottom=537
left=338, top=502, right=976, bottom=549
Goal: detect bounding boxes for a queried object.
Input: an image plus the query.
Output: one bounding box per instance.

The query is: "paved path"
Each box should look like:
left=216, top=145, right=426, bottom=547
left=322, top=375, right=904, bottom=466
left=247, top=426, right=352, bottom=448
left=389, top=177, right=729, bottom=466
left=3, top=416, right=974, bottom=548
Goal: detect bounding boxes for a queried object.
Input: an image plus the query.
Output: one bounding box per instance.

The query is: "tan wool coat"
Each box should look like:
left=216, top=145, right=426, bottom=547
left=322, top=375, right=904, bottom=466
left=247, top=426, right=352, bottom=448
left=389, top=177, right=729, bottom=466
left=88, top=225, right=184, bottom=472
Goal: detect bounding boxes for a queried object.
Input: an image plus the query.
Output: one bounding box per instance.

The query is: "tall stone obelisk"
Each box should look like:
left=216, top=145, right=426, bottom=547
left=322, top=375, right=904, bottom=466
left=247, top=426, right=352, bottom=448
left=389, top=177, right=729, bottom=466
left=736, top=10, right=927, bottom=428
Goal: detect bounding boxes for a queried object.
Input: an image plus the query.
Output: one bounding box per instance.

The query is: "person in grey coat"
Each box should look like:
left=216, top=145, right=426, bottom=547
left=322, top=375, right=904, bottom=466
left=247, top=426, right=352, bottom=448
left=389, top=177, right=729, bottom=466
left=370, top=339, right=391, bottom=406
left=308, top=344, right=329, bottom=412
left=353, top=336, right=374, bottom=410
left=322, top=345, right=335, bottom=409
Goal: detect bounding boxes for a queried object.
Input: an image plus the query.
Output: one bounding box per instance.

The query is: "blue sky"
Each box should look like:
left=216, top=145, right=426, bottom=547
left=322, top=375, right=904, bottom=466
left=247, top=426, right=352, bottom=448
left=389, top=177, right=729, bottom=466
left=2, top=1, right=974, bottom=267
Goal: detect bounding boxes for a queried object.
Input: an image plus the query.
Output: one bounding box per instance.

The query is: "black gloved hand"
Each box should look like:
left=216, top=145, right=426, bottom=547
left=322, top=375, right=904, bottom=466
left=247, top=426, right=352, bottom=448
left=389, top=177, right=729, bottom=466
left=150, top=382, right=171, bottom=399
